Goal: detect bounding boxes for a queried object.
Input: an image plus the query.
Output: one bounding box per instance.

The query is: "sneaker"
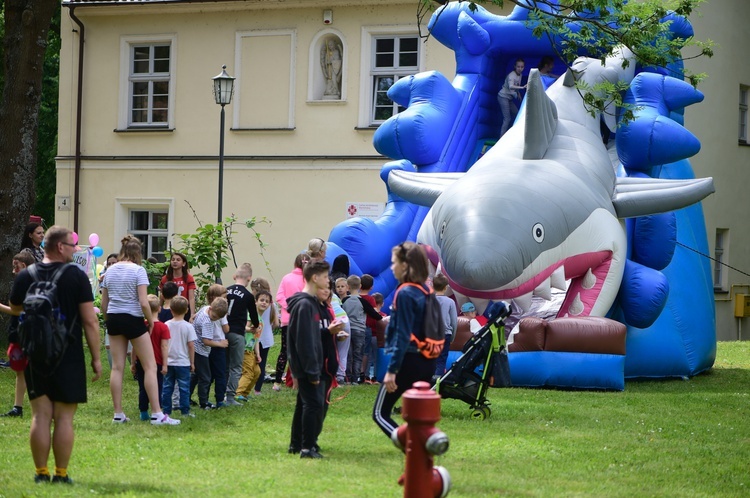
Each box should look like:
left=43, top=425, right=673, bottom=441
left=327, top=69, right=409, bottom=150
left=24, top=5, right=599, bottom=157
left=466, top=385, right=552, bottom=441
left=216, top=401, right=226, bottom=409
left=300, top=449, right=324, bottom=459
left=181, top=412, right=196, bottom=418
left=151, top=414, right=181, bottom=425
left=34, top=474, right=51, bottom=483
left=1, top=406, right=22, bottom=417
left=201, top=403, right=215, bottom=410
left=112, top=414, right=130, bottom=423
left=288, top=445, right=301, bottom=454
left=236, top=395, right=248, bottom=402
left=253, top=391, right=262, bottom=396
left=139, top=411, right=150, bottom=421
left=224, top=398, right=242, bottom=407
left=272, top=383, right=281, bottom=392
left=52, top=475, right=73, bottom=484
left=0, top=360, right=10, bottom=368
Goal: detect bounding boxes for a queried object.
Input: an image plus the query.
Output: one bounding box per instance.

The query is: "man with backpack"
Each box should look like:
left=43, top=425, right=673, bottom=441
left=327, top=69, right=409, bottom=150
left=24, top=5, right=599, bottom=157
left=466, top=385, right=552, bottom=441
left=9, top=226, right=102, bottom=485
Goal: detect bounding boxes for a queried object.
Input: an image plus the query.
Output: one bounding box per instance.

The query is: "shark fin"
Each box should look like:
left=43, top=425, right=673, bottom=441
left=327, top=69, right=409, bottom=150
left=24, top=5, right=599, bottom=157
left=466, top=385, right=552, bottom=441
left=523, top=69, right=558, bottom=160
left=387, top=170, right=465, bottom=207
left=612, top=176, right=715, bottom=218
left=563, top=68, right=577, bottom=87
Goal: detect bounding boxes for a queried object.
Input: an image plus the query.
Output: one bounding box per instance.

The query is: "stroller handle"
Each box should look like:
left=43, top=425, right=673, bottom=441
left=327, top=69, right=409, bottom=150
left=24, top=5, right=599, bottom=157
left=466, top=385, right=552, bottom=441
left=487, top=301, right=512, bottom=325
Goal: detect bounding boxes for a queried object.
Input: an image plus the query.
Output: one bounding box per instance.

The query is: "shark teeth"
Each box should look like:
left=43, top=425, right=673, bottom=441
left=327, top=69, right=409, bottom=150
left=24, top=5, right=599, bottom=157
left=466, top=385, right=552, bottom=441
left=512, top=292, right=534, bottom=313
left=582, top=268, right=596, bottom=290
left=568, top=293, right=584, bottom=316
left=533, top=278, right=552, bottom=300
left=550, top=267, right=567, bottom=291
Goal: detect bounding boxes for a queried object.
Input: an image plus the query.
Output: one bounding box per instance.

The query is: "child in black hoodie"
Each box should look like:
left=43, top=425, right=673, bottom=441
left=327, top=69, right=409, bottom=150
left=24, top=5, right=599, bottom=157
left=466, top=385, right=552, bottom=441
left=287, top=259, right=345, bottom=459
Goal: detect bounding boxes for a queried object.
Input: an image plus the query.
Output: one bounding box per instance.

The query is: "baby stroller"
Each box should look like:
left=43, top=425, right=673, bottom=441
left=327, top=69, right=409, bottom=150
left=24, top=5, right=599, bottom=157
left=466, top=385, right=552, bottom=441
left=434, top=302, right=512, bottom=420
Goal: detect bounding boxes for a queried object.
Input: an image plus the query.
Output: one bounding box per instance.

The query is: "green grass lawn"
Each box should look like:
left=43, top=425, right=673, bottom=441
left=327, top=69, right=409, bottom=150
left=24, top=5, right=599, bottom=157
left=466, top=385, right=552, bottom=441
left=0, top=341, right=748, bottom=497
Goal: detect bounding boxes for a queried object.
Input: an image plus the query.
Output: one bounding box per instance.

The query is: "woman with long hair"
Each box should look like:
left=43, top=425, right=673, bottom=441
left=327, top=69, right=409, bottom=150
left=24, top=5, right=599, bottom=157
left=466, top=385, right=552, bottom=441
left=20, top=223, right=45, bottom=263
left=160, top=252, right=196, bottom=320
left=101, top=235, right=179, bottom=425
left=273, top=252, right=310, bottom=391
left=372, top=242, right=436, bottom=445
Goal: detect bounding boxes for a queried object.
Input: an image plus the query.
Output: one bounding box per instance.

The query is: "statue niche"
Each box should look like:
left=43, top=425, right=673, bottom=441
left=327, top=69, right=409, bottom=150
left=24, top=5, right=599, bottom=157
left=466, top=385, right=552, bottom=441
left=320, top=36, right=343, bottom=100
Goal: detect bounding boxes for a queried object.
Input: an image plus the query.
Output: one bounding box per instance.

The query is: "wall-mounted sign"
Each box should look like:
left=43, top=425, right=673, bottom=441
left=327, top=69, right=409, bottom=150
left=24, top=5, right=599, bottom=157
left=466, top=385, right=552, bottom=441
left=346, top=202, right=384, bottom=219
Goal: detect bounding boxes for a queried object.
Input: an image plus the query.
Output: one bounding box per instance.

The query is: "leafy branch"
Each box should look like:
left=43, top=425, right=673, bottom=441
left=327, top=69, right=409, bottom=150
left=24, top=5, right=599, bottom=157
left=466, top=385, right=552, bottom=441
left=173, top=201, right=273, bottom=298
left=416, top=0, right=713, bottom=125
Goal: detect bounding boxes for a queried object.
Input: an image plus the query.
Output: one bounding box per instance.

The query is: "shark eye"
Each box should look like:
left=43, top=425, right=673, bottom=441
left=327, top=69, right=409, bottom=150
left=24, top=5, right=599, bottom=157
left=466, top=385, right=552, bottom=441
left=532, top=223, right=545, bottom=243
left=439, top=221, right=447, bottom=240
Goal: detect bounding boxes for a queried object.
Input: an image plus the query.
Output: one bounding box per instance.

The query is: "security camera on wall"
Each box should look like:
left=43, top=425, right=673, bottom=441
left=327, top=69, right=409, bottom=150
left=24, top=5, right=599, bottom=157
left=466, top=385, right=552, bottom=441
left=323, top=10, right=333, bottom=25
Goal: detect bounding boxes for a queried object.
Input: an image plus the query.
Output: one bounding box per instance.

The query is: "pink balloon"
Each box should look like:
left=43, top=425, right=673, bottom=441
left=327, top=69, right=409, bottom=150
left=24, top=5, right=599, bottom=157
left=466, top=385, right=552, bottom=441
left=72, top=232, right=79, bottom=244
left=89, top=233, right=99, bottom=247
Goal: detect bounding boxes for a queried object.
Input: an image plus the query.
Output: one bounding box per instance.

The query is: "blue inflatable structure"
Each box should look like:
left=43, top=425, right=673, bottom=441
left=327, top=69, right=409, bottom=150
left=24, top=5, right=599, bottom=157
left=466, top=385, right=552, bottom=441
left=327, top=1, right=716, bottom=387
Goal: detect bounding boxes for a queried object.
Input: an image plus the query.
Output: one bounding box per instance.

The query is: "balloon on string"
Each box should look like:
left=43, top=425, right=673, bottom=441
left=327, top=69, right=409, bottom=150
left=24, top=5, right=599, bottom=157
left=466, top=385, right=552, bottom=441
left=89, top=233, right=99, bottom=247
left=92, top=246, right=104, bottom=258
left=72, top=232, right=79, bottom=244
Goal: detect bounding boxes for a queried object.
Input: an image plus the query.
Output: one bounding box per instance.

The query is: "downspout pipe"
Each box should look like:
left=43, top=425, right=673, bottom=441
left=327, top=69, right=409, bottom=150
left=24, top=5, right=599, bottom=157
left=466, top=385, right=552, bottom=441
left=67, top=5, right=85, bottom=233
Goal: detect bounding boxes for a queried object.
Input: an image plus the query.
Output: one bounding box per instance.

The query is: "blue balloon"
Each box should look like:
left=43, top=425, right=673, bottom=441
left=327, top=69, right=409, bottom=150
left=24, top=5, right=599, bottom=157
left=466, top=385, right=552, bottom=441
left=92, top=246, right=104, bottom=258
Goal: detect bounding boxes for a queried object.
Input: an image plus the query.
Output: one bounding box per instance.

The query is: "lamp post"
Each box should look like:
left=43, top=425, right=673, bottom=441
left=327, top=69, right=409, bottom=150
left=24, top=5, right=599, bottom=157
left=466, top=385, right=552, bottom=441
left=212, top=65, right=235, bottom=283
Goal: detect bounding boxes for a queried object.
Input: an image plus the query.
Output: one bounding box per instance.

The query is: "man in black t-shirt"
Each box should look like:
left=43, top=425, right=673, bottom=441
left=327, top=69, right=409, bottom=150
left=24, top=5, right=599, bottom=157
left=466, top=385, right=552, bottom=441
left=224, top=267, right=260, bottom=405
left=10, top=226, right=102, bottom=484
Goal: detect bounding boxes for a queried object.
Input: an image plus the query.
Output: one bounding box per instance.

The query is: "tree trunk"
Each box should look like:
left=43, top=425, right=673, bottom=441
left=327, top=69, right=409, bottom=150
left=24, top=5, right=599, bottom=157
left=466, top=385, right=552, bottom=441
left=0, top=0, right=57, bottom=340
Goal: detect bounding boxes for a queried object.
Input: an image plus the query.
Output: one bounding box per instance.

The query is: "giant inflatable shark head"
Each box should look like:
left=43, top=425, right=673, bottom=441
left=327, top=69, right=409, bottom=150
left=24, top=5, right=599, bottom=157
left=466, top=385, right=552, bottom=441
left=388, top=51, right=714, bottom=319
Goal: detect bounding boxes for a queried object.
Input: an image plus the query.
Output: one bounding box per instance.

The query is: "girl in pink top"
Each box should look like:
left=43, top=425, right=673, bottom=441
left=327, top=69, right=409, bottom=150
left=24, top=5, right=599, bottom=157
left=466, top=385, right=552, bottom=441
left=273, top=253, right=310, bottom=390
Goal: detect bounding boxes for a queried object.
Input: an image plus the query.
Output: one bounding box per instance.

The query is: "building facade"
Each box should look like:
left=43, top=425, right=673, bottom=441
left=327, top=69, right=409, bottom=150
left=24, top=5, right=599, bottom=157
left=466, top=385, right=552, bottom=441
left=56, top=0, right=749, bottom=340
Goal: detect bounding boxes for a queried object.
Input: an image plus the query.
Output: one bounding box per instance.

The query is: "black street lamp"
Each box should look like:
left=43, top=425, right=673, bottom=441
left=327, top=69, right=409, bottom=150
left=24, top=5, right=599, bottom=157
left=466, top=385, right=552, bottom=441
left=212, top=65, right=235, bottom=283
left=212, top=65, right=235, bottom=224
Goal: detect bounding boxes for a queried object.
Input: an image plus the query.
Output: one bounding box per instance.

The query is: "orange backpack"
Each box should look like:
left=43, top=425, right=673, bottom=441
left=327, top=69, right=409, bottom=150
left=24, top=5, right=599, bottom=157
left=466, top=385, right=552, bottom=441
left=394, top=283, right=446, bottom=359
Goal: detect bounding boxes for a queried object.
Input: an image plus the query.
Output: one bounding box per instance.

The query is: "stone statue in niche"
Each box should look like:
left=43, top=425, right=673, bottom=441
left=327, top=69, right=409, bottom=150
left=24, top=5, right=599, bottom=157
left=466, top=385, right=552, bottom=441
left=320, top=37, right=343, bottom=99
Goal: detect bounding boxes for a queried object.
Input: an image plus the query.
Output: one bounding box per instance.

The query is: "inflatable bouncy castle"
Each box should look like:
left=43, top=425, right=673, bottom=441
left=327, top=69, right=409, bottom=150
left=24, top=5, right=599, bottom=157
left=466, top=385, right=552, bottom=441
left=326, top=2, right=716, bottom=388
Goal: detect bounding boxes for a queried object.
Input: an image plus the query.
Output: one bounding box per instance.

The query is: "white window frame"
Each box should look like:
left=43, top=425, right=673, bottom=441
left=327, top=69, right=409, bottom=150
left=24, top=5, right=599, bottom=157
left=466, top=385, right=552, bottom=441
left=118, top=34, right=177, bottom=130
left=129, top=209, right=170, bottom=262
left=358, top=26, right=424, bottom=128
left=114, top=198, right=174, bottom=262
left=714, top=228, right=729, bottom=292
left=740, top=85, right=748, bottom=144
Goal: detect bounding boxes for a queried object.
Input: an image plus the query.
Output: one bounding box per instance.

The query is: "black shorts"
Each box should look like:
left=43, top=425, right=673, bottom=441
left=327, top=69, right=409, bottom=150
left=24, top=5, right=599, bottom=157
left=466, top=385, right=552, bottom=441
left=26, top=346, right=87, bottom=404
left=106, top=313, right=148, bottom=340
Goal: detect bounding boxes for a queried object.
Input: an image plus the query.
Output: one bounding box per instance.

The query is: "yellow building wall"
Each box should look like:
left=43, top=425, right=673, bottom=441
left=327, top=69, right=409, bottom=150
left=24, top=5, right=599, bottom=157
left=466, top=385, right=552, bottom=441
left=684, top=0, right=750, bottom=341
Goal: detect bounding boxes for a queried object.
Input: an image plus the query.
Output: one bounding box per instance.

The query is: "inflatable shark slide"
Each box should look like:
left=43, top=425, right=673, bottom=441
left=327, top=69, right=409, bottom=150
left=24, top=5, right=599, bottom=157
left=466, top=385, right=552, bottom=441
left=326, top=1, right=716, bottom=388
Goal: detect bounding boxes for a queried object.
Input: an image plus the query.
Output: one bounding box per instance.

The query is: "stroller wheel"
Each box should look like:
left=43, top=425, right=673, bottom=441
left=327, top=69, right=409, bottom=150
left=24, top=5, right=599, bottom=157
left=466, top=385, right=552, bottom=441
left=470, top=405, right=491, bottom=420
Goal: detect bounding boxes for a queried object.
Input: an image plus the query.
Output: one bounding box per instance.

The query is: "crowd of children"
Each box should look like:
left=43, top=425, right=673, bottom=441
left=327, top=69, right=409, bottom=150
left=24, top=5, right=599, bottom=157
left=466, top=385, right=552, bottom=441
left=2, top=237, right=481, bottom=437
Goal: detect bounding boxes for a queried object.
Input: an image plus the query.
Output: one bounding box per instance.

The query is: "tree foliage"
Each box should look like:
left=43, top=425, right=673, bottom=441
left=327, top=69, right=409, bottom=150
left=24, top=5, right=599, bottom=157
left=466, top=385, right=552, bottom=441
left=418, top=0, right=713, bottom=122
left=176, top=202, right=272, bottom=299
left=35, top=3, right=60, bottom=226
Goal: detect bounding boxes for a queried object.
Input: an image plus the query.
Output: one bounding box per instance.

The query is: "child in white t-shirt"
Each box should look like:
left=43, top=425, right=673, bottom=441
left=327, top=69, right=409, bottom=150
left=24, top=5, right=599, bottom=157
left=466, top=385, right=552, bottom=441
left=163, top=296, right=197, bottom=418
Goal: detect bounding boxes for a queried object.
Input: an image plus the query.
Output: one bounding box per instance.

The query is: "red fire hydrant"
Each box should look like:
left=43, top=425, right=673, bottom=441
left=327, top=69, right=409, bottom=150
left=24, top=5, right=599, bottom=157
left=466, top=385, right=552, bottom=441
left=394, top=381, right=451, bottom=498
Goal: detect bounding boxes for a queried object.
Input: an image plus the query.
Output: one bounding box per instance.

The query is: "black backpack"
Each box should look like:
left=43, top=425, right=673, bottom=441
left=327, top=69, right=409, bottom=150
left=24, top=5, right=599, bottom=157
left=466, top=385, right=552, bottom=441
left=395, top=283, right=445, bottom=359
left=18, top=264, right=76, bottom=375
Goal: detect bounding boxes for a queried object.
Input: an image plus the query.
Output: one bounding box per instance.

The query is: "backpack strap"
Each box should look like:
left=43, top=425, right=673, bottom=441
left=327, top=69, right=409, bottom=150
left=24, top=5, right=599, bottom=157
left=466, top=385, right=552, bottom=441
left=26, top=263, right=72, bottom=287
left=27, top=264, right=40, bottom=283
left=49, top=263, right=74, bottom=286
